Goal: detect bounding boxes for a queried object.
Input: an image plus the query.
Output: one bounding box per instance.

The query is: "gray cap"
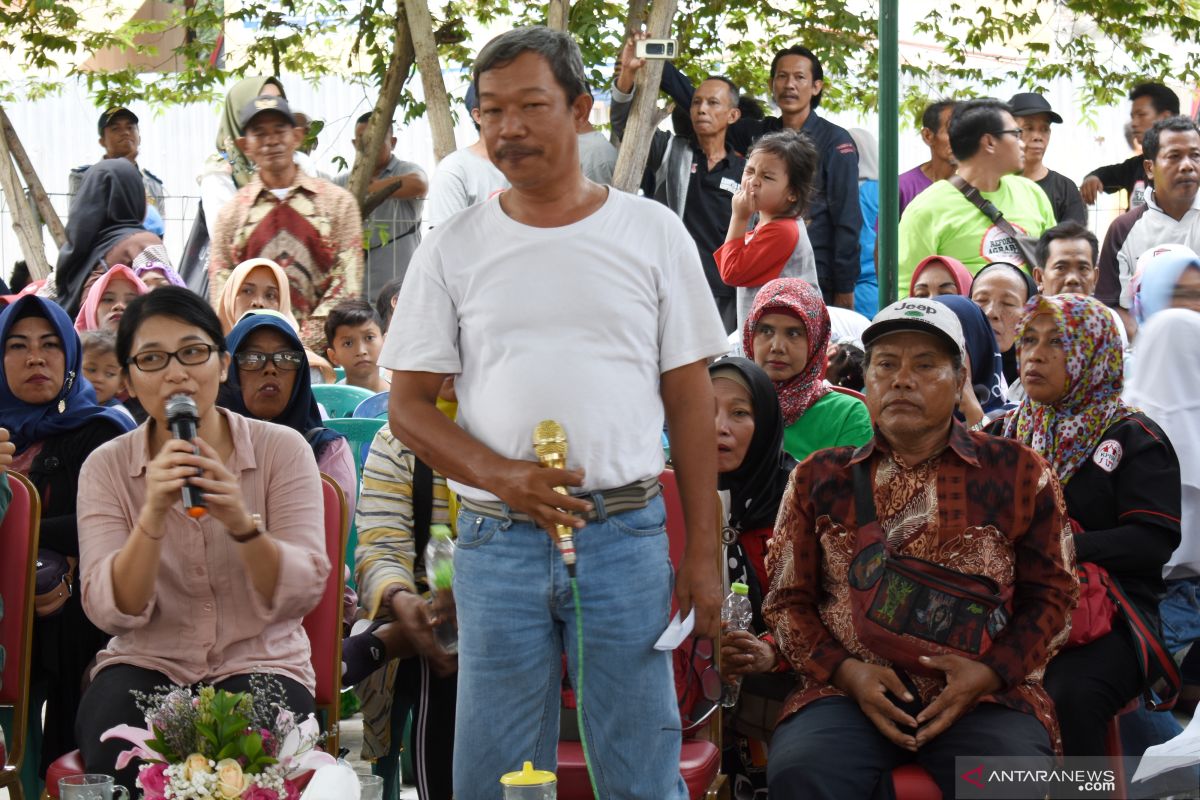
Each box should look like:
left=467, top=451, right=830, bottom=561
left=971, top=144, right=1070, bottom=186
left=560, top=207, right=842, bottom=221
left=863, top=299, right=966, bottom=359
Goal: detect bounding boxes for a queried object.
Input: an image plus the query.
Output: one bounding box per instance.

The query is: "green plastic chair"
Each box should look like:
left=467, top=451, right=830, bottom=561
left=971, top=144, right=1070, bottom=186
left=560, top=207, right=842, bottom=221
left=334, top=366, right=346, bottom=381
left=323, top=417, right=387, bottom=592
left=324, top=417, right=387, bottom=474
left=313, top=384, right=374, bottom=419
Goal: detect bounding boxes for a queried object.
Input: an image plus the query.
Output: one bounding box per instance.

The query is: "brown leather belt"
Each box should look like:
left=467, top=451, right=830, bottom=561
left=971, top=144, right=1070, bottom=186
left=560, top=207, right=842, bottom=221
left=460, top=476, right=661, bottom=524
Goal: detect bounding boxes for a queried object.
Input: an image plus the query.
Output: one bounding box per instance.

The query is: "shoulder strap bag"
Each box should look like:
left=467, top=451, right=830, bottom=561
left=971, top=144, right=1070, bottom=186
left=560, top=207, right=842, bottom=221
left=949, top=174, right=1040, bottom=268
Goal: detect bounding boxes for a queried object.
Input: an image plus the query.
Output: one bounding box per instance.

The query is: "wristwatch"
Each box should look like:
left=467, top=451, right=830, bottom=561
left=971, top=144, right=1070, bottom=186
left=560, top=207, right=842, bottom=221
left=230, top=513, right=265, bottom=543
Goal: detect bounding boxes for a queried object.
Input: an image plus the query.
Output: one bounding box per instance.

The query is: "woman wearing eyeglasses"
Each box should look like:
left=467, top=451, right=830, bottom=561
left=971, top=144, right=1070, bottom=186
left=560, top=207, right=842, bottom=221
left=218, top=310, right=356, bottom=518
left=74, top=288, right=331, bottom=790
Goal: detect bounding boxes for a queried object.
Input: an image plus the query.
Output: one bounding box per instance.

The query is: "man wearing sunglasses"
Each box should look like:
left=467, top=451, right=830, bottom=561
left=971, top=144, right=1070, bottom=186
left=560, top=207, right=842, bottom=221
left=899, top=98, right=1058, bottom=292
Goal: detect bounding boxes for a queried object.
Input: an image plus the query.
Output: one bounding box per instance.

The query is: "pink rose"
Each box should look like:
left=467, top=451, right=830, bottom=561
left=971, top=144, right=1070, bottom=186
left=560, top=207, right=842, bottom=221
left=137, top=763, right=169, bottom=799
left=240, top=787, right=279, bottom=800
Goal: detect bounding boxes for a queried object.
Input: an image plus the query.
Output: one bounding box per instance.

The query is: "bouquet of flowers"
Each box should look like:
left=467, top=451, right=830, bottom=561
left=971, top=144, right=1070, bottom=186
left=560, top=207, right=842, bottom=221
left=102, top=674, right=335, bottom=799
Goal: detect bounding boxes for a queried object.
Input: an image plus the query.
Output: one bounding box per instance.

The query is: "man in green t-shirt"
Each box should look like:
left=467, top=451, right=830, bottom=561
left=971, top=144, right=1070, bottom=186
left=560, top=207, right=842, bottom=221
left=898, top=98, right=1056, bottom=295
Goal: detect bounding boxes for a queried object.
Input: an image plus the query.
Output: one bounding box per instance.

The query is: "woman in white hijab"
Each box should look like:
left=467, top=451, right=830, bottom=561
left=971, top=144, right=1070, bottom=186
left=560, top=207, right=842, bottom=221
left=1122, top=308, right=1200, bottom=774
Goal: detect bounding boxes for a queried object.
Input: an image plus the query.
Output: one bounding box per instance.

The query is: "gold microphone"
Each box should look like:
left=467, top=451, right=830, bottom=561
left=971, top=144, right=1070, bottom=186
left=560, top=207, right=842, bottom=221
left=532, top=419, right=577, bottom=573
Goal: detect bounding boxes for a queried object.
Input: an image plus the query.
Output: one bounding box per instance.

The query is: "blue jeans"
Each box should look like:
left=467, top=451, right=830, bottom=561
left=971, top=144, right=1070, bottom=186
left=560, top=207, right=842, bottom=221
left=1160, top=576, right=1200, bottom=654
left=452, top=495, right=687, bottom=800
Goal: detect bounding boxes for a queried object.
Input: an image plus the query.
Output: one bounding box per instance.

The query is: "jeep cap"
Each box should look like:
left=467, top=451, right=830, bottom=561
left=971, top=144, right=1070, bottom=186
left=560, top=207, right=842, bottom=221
left=863, top=298, right=966, bottom=360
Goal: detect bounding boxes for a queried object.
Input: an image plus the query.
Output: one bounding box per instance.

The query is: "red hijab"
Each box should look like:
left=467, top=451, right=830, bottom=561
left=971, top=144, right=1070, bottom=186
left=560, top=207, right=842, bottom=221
left=909, top=255, right=973, bottom=297
left=741, top=278, right=831, bottom=426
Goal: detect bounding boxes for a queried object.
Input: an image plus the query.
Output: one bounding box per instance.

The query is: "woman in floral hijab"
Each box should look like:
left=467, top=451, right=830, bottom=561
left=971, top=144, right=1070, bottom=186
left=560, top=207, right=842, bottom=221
left=993, top=293, right=1181, bottom=758
left=741, top=277, right=872, bottom=462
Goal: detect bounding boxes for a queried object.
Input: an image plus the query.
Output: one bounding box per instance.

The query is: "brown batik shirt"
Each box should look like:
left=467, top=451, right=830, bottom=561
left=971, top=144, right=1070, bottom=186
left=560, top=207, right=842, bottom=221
left=763, top=421, right=1079, bottom=746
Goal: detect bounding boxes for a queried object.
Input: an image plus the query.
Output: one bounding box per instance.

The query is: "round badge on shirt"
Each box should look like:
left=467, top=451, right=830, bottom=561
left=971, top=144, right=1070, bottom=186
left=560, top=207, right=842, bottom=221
left=1093, top=440, right=1123, bottom=473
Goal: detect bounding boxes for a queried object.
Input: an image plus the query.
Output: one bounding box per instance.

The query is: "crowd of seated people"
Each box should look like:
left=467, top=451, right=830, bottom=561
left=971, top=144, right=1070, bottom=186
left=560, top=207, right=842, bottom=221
left=0, top=25, right=1198, bottom=800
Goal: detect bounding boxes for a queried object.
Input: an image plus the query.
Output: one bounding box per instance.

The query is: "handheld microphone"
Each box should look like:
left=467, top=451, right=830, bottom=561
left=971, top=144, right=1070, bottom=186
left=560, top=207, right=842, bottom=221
left=532, top=419, right=576, bottom=575
left=166, top=393, right=207, bottom=518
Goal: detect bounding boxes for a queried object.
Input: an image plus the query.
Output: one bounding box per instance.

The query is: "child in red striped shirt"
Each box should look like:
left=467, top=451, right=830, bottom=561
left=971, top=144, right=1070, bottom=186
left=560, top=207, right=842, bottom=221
left=716, top=130, right=822, bottom=329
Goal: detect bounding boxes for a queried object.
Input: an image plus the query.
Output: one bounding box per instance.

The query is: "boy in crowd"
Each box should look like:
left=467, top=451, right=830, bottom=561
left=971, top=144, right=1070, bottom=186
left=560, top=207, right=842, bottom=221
left=80, top=330, right=126, bottom=407
left=325, top=299, right=390, bottom=393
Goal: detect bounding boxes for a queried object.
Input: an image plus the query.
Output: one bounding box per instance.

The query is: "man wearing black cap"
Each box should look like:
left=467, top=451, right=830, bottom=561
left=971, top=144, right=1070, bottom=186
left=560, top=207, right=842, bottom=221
left=423, top=85, right=508, bottom=230
left=1010, top=92, right=1086, bottom=224
left=209, top=94, right=363, bottom=347
left=68, top=107, right=165, bottom=212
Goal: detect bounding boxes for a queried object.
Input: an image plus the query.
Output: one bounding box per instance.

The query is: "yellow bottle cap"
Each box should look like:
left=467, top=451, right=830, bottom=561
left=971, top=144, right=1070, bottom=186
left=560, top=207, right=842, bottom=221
left=499, top=761, right=557, bottom=786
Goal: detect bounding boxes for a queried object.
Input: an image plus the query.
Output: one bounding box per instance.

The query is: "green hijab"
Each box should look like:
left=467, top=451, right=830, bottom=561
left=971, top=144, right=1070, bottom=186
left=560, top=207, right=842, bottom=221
left=214, top=76, right=286, bottom=189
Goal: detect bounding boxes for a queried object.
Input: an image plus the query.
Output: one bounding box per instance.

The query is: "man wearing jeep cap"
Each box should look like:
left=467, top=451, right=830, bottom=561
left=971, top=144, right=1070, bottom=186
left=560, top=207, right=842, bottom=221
left=68, top=107, right=165, bottom=222
left=761, top=297, right=1076, bottom=799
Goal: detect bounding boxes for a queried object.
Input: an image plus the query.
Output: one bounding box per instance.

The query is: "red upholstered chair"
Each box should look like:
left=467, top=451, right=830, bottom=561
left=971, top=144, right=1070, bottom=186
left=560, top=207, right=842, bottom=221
left=891, top=764, right=942, bottom=800
left=830, top=384, right=867, bottom=402
left=44, top=475, right=349, bottom=799
left=0, top=472, right=40, bottom=800
left=308, top=474, right=349, bottom=754
left=556, top=470, right=724, bottom=799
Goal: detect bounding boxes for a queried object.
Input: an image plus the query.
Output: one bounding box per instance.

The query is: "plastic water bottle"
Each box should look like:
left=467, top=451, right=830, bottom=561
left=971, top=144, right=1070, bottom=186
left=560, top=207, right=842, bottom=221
left=425, top=524, right=458, bottom=654
left=720, top=582, right=753, bottom=708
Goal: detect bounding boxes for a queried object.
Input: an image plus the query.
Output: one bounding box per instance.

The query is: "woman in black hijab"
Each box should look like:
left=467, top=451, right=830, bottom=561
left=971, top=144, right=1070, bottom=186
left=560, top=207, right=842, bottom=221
left=710, top=357, right=795, bottom=795
left=55, top=159, right=165, bottom=316
left=712, top=357, right=794, bottom=627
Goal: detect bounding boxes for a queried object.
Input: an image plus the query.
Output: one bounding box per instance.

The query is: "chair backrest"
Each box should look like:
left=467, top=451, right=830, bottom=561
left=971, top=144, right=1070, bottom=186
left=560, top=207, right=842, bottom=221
left=305, top=474, right=348, bottom=753
left=352, top=391, right=390, bottom=420
left=0, top=472, right=41, bottom=770
left=312, top=384, right=375, bottom=418
left=829, top=384, right=866, bottom=402
left=323, top=418, right=387, bottom=475
left=659, top=470, right=723, bottom=743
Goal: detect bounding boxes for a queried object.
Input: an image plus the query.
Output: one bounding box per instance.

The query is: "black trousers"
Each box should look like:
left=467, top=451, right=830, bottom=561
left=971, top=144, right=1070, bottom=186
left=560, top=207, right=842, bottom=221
left=373, top=656, right=456, bottom=800
left=1044, top=624, right=1144, bottom=757
left=76, top=664, right=316, bottom=791
left=767, top=696, right=1053, bottom=800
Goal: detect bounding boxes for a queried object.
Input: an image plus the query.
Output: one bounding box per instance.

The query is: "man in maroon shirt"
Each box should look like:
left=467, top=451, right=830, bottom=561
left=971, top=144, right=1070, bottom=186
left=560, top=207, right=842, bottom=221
left=762, top=299, right=1078, bottom=799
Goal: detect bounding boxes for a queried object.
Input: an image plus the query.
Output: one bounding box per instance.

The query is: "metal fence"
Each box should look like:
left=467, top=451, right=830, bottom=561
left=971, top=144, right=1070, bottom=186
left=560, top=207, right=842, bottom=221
left=0, top=191, right=424, bottom=292
left=1, top=187, right=1127, bottom=289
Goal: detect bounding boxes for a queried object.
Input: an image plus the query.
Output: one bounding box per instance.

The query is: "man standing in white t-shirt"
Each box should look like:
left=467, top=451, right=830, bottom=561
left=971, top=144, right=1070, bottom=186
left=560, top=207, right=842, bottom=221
left=422, top=85, right=510, bottom=230
left=382, top=26, right=729, bottom=800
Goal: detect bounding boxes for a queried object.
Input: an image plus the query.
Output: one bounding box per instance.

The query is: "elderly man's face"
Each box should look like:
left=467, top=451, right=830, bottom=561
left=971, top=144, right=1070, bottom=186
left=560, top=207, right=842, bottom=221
left=865, top=331, right=962, bottom=443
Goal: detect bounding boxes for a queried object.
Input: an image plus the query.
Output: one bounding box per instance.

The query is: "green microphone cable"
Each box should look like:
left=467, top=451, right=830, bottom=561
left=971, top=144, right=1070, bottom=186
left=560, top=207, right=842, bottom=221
left=558, top=531, right=600, bottom=798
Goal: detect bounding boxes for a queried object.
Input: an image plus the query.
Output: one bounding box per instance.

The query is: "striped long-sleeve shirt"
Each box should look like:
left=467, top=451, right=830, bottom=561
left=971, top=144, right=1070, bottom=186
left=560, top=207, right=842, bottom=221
left=353, top=426, right=456, bottom=619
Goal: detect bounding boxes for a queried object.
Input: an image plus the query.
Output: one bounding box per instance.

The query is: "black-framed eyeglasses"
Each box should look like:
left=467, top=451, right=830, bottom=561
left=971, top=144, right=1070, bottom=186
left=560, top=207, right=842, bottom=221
left=235, top=350, right=305, bottom=371
left=663, top=637, right=723, bottom=734
left=128, top=344, right=218, bottom=372
left=991, top=128, right=1024, bottom=140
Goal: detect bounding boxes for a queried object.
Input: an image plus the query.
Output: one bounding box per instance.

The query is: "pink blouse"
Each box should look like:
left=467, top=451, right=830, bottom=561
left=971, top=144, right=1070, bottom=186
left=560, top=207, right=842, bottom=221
left=77, top=408, right=331, bottom=691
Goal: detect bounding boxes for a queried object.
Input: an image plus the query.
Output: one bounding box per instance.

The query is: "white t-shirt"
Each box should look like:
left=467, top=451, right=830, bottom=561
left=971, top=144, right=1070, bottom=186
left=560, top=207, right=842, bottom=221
left=422, top=147, right=509, bottom=230
left=380, top=189, right=729, bottom=501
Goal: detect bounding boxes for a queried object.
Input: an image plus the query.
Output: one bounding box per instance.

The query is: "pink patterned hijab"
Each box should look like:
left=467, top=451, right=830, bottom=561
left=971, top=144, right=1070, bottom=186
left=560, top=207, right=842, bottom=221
left=73, top=264, right=148, bottom=333
left=742, top=278, right=831, bottom=426
left=1002, top=294, right=1132, bottom=484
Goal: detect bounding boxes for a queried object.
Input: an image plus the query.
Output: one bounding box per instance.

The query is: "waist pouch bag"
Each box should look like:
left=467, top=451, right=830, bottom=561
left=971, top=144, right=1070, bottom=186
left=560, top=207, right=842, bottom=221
left=35, top=550, right=77, bottom=617
left=847, top=461, right=1012, bottom=677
